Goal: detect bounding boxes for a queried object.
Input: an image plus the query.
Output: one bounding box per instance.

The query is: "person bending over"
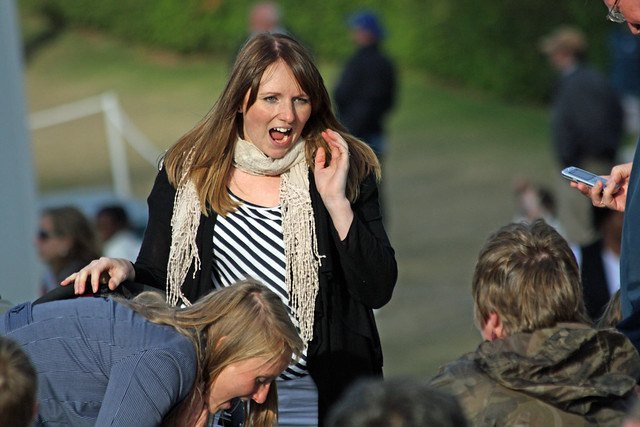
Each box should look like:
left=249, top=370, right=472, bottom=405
left=1, top=280, right=302, bottom=426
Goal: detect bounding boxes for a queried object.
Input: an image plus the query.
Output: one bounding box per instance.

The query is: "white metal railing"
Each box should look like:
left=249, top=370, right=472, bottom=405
left=29, top=92, right=162, bottom=198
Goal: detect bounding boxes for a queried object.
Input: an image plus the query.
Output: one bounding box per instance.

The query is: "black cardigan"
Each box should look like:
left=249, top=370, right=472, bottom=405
left=133, top=167, right=397, bottom=423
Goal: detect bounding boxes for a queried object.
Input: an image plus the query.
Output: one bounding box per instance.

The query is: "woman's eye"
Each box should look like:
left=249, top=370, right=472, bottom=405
left=264, top=96, right=277, bottom=103
left=294, top=97, right=310, bottom=104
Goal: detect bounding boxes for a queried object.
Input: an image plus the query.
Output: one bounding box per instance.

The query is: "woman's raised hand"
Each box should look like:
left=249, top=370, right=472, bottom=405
left=314, top=129, right=354, bottom=239
left=60, top=257, right=135, bottom=295
left=314, top=129, right=350, bottom=205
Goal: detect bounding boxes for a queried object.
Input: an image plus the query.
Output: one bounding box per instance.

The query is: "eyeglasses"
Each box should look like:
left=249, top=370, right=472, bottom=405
left=607, top=0, right=626, bottom=24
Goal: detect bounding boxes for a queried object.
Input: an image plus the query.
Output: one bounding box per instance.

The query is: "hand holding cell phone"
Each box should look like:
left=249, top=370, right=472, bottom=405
left=563, top=165, right=629, bottom=212
left=561, top=166, right=609, bottom=189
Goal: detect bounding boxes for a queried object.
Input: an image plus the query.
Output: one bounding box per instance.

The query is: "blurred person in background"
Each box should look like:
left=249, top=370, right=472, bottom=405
left=326, top=377, right=468, bottom=427
left=95, top=204, right=142, bottom=261
left=248, top=1, right=287, bottom=36
left=36, top=206, right=99, bottom=295
left=540, top=26, right=624, bottom=246
left=2, top=281, right=302, bottom=426
left=334, top=10, right=396, bottom=162
left=574, top=208, right=624, bottom=321
left=334, top=10, right=396, bottom=220
left=512, top=177, right=566, bottom=237
left=0, top=337, right=37, bottom=427
left=63, top=33, right=397, bottom=426
left=231, top=2, right=289, bottom=66
left=430, top=221, right=640, bottom=425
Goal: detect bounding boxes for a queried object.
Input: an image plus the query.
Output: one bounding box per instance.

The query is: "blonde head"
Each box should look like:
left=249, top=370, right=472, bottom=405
left=119, top=280, right=303, bottom=426
left=472, top=220, right=589, bottom=336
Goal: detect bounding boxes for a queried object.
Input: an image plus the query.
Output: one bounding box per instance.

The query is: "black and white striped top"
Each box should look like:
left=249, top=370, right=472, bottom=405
left=212, top=192, right=308, bottom=379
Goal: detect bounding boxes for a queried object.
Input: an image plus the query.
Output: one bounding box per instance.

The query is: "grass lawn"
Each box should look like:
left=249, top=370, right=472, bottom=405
left=381, top=72, right=559, bottom=376
left=26, top=30, right=560, bottom=378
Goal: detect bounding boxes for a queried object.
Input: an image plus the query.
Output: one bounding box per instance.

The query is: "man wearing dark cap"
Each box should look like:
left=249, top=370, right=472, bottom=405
left=334, top=10, right=396, bottom=161
left=334, top=11, right=396, bottom=219
left=540, top=26, right=624, bottom=246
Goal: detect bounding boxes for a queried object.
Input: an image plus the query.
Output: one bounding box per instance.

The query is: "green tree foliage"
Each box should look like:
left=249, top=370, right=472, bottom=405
left=20, top=0, right=616, bottom=102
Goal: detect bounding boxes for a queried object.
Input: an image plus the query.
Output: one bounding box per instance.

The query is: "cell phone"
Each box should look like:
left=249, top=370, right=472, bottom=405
left=561, top=166, right=608, bottom=188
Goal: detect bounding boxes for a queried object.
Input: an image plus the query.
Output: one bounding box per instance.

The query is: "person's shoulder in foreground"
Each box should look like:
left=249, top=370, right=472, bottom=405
left=431, top=324, right=639, bottom=426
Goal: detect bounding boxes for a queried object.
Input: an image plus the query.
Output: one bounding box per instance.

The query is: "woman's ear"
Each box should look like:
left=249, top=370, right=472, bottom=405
left=481, top=311, right=505, bottom=341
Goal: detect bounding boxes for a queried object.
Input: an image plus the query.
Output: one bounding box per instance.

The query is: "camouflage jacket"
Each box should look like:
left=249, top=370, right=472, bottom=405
left=429, top=323, right=640, bottom=426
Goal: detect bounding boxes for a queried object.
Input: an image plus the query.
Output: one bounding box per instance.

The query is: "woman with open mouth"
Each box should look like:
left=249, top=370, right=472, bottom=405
left=64, top=32, right=397, bottom=426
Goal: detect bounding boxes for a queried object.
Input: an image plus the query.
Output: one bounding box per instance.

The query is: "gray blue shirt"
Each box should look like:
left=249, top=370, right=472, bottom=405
left=1, top=297, right=197, bottom=426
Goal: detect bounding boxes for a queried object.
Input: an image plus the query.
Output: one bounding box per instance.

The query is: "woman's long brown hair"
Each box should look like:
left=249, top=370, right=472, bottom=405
left=117, top=280, right=303, bottom=426
left=163, top=33, right=380, bottom=216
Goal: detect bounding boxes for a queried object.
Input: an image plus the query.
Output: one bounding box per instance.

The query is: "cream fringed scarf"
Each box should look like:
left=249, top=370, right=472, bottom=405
left=167, top=148, right=201, bottom=307
left=167, top=137, right=323, bottom=343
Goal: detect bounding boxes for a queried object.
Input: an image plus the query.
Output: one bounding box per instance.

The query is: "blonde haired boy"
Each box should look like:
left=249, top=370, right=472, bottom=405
left=430, top=220, right=640, bottom=425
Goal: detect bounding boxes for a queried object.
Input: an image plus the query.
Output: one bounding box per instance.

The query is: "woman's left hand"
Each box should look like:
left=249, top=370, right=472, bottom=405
left=314, top=129, right=354, bottom=239
left=314, top=129, right=349, bottom=204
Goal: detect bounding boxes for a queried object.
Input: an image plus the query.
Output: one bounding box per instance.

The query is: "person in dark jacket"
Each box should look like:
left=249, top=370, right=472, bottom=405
left=430, top=221, right=640, bottom=425
left=334, top=10, right=396, bottom=161
left=575, top=208, right=624, bottom=321
left=334, top=11, right=396, bottom=219
left=540, top=26, right=624, bottom=246
left=62, top=33, right=397, bottom=426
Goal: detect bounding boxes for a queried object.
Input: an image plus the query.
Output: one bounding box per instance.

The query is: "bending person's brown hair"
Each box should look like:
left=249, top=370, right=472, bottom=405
left=120, top=279, right=304, bottom=426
